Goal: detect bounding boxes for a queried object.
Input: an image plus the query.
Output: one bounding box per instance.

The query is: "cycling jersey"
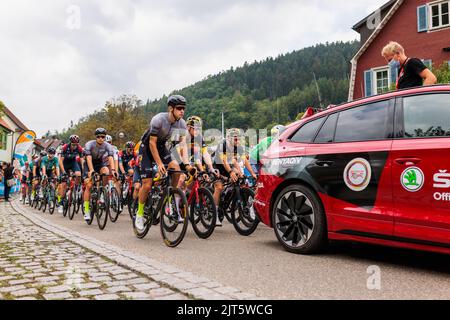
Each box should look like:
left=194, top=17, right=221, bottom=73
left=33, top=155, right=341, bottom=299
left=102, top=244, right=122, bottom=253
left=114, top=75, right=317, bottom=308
left=41, top=156, right=59, bottom=177
left=84, top=140, right=115, bottom=165
left=250, top=136, right=272, bottom=164
left=214, top=139, right=246, bottom=165
left=139, top=112, right=187, bottom=179
left=213, top=139, right=247, bottom=177
left=119, top=150, right=138, bottom=171
left=61, top=144, right=84, bottom=161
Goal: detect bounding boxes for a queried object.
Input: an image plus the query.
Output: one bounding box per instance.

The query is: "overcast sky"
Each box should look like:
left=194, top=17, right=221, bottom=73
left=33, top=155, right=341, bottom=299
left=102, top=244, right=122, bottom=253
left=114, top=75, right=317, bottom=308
left=0, top=0, right=387, bottom=136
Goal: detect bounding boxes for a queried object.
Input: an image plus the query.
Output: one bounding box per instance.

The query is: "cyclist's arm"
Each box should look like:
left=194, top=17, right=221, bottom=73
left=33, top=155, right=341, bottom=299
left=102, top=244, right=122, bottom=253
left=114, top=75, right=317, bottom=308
left=41, top=159, right=47, bottom=176
left=86, top=155, right=94, bottom=173
left=59, top=156, right=66, bottom=174
left=178, top=136, right=191, bottom=168
left=119, top=161, right=126, bottom=175
left=108, top=156, right=115, bottom=172
left=244, top=157, right=257, bottom=178
left=202, top=149, right=215, bottom=172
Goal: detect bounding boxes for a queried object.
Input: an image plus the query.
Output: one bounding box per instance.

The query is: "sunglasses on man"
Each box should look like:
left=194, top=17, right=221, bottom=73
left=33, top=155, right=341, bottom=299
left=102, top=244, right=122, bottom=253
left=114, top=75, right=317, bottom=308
left=96, top=135, right=106, bottom=140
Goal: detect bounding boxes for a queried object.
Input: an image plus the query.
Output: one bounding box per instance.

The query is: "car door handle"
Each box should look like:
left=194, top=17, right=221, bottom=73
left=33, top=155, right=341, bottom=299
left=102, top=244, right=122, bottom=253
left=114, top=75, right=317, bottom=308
left=395, top=158, right=422, bottom=166
left=315, top=160, right=334, bottom=167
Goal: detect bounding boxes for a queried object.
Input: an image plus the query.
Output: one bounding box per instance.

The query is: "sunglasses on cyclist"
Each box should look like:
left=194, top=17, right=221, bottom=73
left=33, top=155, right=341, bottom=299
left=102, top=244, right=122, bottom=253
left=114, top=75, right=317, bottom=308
left=175, top=106, right=185, bottom=111
left=96, top=135, right=106, bottom=139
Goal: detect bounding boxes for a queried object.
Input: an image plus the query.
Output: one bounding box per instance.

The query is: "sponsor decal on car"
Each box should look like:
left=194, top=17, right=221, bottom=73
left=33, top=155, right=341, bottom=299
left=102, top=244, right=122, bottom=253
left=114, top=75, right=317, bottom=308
left=433, top=170, right=450, bottom=202
left=401, top=167, right=424, bottom=192
left=343, top=158, right=372, bottom=192
left=271, top=157, right=303, bottom=168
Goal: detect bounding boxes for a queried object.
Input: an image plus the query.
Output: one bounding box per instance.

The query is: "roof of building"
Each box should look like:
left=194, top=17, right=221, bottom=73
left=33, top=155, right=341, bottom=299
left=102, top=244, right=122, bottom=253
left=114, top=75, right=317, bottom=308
left=0, top=119, right=13, bottom=132
left=35, top=138, right=62, bottom=150
left=352, top=0, right=398, bottom=31
left=2, top=105, right=29, bottom=131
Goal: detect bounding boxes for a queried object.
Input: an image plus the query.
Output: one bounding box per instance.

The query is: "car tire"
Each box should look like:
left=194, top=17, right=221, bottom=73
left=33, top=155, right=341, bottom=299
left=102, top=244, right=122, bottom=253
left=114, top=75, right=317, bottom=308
left=271, top=184, right=328, bottom=255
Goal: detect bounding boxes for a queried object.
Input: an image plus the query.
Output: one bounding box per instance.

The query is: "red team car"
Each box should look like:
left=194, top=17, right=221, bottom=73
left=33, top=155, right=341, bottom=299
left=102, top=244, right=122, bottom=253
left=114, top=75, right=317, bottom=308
left=254, top=85, right=450, bottom=255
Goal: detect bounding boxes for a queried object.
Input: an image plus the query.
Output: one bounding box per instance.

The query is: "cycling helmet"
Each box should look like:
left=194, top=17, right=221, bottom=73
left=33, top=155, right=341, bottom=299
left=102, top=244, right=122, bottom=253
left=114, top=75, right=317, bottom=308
left=271, top=125, right=286, bottom=137
left=186, top=116, right=203, bottom=128
left=95, top=128, right=107, bottom=136
left=47, top=147, right=56, bottom=155
left=40, top=151, right=47, bottom=157
left=69, top=135, right=80, bottom=144
left=227, top=128, right=243, bottom=139
left=105, top=135, right=113, bottom=143
left=125, top=141, right=135, bottom=149
left=167, top=95, right=187, bottom=107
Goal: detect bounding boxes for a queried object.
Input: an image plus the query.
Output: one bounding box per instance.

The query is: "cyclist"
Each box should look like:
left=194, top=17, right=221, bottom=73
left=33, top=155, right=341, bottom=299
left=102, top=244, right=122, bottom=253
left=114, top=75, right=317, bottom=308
left=134, top=95, right=196, bottom=231
left=19, top=162, right=31, bottom=203
left=41, top=147, right=61, bottom=190
left=32, top=152, right=46, bottom=201
left=119, top=141, right=137, bottom=178
left=83, top=128, right=117, bottom=221
left=213, top=128, right=257, bottom=224
left=249, top=124, right=286, bottom=174
left=106, top=135, right=122, bottom=195
left=177, top=116, right=218, bottom=190
left=57, top=135, right=84, bottom=214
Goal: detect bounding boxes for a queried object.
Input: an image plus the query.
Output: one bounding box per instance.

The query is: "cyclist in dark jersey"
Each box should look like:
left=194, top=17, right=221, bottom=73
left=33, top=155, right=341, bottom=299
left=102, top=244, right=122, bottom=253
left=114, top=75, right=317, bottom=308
left=83, top=128, right=117, bottom=221
left=119, top=141, right=137, bottom=178
left=135, top=95, right=196, bottom=231
left=212, top=128, right=257, bottom=215
left=57, top=135, right=84, bottom=213
left=32, top=152, right=46, bottom=201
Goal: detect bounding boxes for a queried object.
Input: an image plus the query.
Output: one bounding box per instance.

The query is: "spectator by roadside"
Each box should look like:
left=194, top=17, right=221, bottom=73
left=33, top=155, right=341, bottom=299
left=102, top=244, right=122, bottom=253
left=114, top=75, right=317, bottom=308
left=2, top=162, right=15, bottom=202
left=381, top=41, right=437, bottom=90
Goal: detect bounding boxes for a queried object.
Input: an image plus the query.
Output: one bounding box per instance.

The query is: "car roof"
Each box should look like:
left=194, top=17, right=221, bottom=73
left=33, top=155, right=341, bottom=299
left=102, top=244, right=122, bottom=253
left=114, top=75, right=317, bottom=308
left=288, top=85, right=450, bottom=130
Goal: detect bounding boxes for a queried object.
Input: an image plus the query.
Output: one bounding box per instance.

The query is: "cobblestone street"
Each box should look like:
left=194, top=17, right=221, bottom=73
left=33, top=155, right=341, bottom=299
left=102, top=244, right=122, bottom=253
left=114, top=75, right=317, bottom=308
left=0, top=198, right=189, bottom=300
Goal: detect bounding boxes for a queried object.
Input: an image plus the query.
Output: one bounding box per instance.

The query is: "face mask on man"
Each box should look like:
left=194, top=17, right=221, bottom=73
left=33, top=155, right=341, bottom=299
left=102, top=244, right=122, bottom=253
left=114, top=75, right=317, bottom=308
left=389, top=59, right=401, bottom=70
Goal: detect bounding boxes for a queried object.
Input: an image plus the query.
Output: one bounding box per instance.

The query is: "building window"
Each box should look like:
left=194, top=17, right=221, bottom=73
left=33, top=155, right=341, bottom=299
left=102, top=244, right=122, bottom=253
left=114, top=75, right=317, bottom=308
left=375, top=68, right=390, bottom=95
left=430, top=1, right=450, bottom=29
left=0, top=129, right=8, bottom=150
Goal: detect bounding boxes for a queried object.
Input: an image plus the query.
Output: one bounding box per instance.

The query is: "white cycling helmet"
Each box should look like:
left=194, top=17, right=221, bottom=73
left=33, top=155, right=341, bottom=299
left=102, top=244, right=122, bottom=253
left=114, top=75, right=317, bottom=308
left=271, top=125, right=286, bottom=137
left=105, top=135, right=113, bottom=143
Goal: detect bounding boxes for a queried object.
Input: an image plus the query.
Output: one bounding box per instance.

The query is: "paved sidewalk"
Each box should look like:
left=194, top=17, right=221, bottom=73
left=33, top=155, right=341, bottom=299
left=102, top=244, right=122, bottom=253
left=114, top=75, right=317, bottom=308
left=1, top=197, right=261, bottom=300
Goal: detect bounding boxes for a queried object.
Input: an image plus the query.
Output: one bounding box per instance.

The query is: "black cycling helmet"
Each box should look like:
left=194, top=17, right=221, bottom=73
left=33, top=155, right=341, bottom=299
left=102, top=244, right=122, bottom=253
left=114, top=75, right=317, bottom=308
left=125, top=141, right=135, bottom=149
left=95, top=128, right=107, bottom=136
left=167, top=95, right=187, bottom=107
left=70, top=135, right=80, bottom=144
left=47, top=147, right=56, bottom=155
left=40, top=151, right=47, bottom=157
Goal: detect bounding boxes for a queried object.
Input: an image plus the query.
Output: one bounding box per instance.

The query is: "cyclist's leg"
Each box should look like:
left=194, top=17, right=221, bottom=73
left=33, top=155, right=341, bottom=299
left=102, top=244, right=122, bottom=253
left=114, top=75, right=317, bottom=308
left=137, top=146, right=154, bottom=218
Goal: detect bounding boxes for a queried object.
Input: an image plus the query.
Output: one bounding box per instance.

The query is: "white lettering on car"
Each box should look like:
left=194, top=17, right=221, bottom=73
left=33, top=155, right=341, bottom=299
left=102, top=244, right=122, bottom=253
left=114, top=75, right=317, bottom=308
left=433, top=170, right=450, bottom=189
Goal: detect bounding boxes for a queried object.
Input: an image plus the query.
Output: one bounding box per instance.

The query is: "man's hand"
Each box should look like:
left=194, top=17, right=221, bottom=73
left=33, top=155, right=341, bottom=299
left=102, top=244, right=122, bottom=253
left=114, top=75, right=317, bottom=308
left=88, top=170, right=94, bottom=179
left=186, top=164, right=197, bottom=176
left=230, top=171, right=238, bottom=183
left=157, top=162, right=167, bottom=177
left=112, top=169, right=118, bottom=179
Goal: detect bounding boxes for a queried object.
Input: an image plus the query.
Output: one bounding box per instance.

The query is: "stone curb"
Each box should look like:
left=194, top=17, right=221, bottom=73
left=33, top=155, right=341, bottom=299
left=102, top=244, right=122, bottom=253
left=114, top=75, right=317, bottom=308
left=10, top=199, right=264, bottom=300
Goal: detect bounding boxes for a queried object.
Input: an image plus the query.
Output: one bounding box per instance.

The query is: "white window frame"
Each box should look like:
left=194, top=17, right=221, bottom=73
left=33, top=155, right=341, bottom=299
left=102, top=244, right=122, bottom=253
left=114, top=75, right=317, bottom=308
left=428, top=0, right=450, bottom=30
left=372, top=66, right=391, bottom=95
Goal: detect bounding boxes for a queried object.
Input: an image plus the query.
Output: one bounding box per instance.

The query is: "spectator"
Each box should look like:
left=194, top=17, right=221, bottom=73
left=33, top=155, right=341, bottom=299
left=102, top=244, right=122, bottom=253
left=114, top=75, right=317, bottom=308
left=381, top=41, right=437, bottom=90
left=2, top=162, right=15, bottom=202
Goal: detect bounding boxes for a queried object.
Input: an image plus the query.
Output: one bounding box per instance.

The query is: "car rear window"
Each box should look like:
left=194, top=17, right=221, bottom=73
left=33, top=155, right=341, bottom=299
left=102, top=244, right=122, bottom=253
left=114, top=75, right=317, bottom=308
left=403, top=93, right=450, bottom=138
left=290, top=117, right=324, bottom=143
left=314, top=113, right=338, bottom=143
left=334, top=100, right=391, bottom=143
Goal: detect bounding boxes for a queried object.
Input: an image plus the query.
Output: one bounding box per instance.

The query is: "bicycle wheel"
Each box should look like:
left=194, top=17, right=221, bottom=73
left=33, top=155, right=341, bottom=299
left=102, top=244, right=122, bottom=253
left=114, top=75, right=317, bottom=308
left=62, top=194, right=69, bottom=218
left=109, top=188, right=121, bottom=223
left=189, top=188, right=217, bottom=239
left=48, top=187, right=56, bottom=215
left=160, top=188, right=189, bottom=248
left=96, top=188, right=109, bottom=230
left=133, top=195, right=155, bottom=239
left=231, top=188, right=259, bottom=236
left=68, top=189, right=76, bottom=220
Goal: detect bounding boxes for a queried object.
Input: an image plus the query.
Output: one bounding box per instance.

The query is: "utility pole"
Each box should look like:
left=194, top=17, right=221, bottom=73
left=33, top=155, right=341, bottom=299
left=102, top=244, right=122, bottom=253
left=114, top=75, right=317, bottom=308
left=313, top=72, right=323, bottom=109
